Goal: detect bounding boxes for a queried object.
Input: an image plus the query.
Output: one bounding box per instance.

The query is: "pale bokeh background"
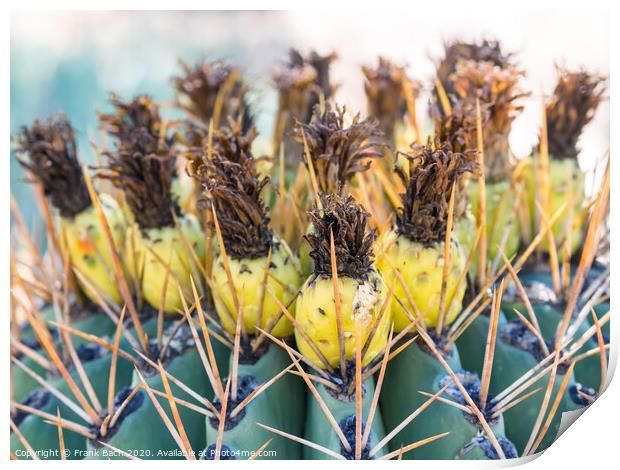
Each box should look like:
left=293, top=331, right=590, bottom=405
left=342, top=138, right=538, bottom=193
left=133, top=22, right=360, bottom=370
left=10, top=10, right=609, bottom=222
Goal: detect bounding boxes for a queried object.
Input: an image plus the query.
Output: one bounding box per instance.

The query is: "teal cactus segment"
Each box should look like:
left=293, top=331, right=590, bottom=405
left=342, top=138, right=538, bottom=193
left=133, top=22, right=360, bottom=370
left=304, top=376, right=386, bottom=460
left=488, top=320, right=584, bottom=455
left=456, top=435, right=518, bottom=460
left=456, top=311, right=508, bottom=377
left=501, top=297, right=606, bottom=390
left=205, top=343, right=305, bottom=460
left=88, top=347, right=209, bottom=459
left=11, top=346, right=134, bottom=459
left=12, top=355, right=49, bottom=404
left=380, top=340, right=503, bottom=460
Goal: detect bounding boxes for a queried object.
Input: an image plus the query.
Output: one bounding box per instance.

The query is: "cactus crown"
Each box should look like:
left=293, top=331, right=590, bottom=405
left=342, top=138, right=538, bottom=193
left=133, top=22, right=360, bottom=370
left=196, top=130, right=272, bottom=260
left=273, top=49, right=337, bottom=124
left=306, top=193, right=376, bottom=280
left=395, top=139, right=477, bottom=246
left=98, top=93, right=164, bottom=144
left=172, top=59, right=253, bottom=130
left=545, top=67, right=606, bottom=159
left=99, top=128, right=180, bottom=230
left=16, top=114, right=91, bottom=218
left=362, top=56, right=418, bottom=140
left=451, top=60, right=527, bottom=182
left=435, top=39, right=513, bottom=102
left=291, top=104, right=384, bottom=196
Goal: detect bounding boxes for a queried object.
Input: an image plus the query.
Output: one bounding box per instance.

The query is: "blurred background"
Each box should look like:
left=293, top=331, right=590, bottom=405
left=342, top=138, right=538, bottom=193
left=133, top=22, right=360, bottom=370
left=10, top=10, right=609, bottom=227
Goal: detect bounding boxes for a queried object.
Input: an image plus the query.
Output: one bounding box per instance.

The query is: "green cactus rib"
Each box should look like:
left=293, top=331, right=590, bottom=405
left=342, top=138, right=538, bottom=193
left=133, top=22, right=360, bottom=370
left=11, top=345, right=134, bottom=459
left=488, top=320, right=585, bottom=455
left=304, top=376, right=387, bottom=460
left=456, top=311, right=508, bottom=377
left=379, top=340, right=509, bottom=460
left=501, top=270, right=608, bottom=390
left=204, top=343, right=305, bottom=460
left=86, top=346, right=210, bottom=459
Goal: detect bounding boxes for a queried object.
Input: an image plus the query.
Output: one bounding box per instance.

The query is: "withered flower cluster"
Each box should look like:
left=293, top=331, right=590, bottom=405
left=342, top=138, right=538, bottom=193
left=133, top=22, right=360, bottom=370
left=194, top=124, right=273, bottom=260
left=450, top=61, right=527, bottom=182
left=291, top=104, right=384, bottom=196
left=16, top=114, right=91, bottom=219
left=98, top=93, right=166, bottom=145
left=273, top=49, right=337, bottom=162
left=98, top=94, right=180, bottom=230
left=306, top=193, right=376, bottom=280
left=99, top=129, right=180, bottom=231
left=395, top=140, right=477, bottom=246
left=362, top=56, right=419, bottom=142
left=172, top=59, right=253, bottom=132
left=435, top=39, right=513, bottom=105
left=545, top=67, right=606, bottom=159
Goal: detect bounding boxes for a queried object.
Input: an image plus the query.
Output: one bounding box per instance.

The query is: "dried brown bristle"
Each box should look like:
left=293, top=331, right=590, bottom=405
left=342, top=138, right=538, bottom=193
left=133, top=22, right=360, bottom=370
left=291, top=104, right=384, bottom=195
left=435, top=39, right=513, bottom=101
left=15, top=114, right=91, bottom=218
left=98, top=128, right=180, bottom=230
left=172, top=59, right=253, bottom=131
left=452, top=60, right=527, bottom=182
left=306, top=193, right=376, bottom=280
left=545, top=67, right=606, bottom=159
left=98, top=93, right=164, bottom=145
left=273, top=49, right=337, bottom=125
left=362, top=57, right=419, bottom=141
left=197, top=153, right=272, bottom=260
left=395, top=139, right=477, bottom=246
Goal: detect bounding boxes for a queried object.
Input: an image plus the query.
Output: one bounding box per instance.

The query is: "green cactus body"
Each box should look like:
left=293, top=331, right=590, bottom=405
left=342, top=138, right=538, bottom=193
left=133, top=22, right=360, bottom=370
left=11, top=345, right=134, bottom=459
left=457, top=435, right=517, bottom=460
left=304, top=376, right=386, bottom=460
left=204, top=343, right=305, bottom=459
left=456, top=311, right=508, bottom=377
left=488, top=320, right=586, bottom=454
left=469, top=180, right=521, bottom=264
left=501, top=275, right=607, bottom=391
left=87, top=343, right=209, bottom=459
left=380, top=341, right=504, bottom=459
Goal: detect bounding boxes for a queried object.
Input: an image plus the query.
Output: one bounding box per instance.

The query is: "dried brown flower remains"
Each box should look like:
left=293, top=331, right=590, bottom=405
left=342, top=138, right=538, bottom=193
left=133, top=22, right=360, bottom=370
left=16, top=114, right=91, bottom=219
left=172, top=59, right=253, bottom=131
left=291, top=104, right=384, bottom=196
left=545, top=67, right=606, bottom=159
left=362, top=57, right=419, bottom=142
left=98, top=93, right=164, bottom=145
left=194, top=124, right=273, bottom=260
left=395, top=140, right=477, bottom=246
left=451, top=60, right=528, bottom=182
left=435, top=39, right=513, bottom=105
left=306, top=193, right=376, bottom=280
left=98, top=128, right=180, bottom=231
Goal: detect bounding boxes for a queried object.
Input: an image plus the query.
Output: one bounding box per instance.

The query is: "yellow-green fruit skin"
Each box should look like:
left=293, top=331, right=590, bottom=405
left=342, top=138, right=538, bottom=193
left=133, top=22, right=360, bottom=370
left=376, top=230, right=466, bottom=333
left=171, top=172, right=195, bottom=214
left=521, top=157, right=585, bottom=258
left=126, top=214, right=205, bottom=313
left=469, top=180, right=521, bottom=263
left=295, top=270, right=390, bottom=368
left=213, top=239, right=301, bottom=338
left=455, top=210, right=477, bottom=262
left=64, top=194, right=126, bottom=305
